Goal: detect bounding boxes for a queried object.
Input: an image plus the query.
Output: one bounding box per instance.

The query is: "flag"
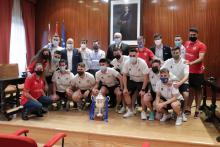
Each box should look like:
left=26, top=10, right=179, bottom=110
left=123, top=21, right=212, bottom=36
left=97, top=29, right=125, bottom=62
left=61, top=21, right=66, bottom=48
left=48, top=23, right=51, bottom=43
left=55, top=21, right=59, bottom=35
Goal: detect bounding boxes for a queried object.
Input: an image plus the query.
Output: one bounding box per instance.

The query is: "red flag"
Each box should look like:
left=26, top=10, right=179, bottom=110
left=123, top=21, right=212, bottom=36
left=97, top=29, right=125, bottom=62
left=55, top=21, right=59, bottom=35
left=48, top=23, right=51, bottom=43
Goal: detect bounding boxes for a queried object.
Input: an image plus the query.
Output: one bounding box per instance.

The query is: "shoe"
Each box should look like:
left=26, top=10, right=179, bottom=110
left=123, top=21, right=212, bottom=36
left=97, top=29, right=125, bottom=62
left=184, top=110, right=191, bottom=115
left=148, top=111, right=155, bottom=121
left=175, top=116, right=183, bottom=126
left=182, top=113, right=188, bottom=122
left=194, top=111, right=200, bottom=118
left=118, top=107, right=126, bottom=114
left=160, top=113, right=171, bottom=122
left=141, top=111, right=147, bottom=120
left=41, top=107, right=48, bottom=114
left=21, top=110, right=29, bottom=121
left=123, top=109, right=134, bottom=118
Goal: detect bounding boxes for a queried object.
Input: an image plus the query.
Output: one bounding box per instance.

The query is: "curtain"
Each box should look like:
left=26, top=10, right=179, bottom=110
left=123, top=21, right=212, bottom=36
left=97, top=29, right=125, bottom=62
left=0, top=0, right=13, bottom=64
left=21, top=0, right=35, bottom=65
left=9, top=0, right=27, bottom=75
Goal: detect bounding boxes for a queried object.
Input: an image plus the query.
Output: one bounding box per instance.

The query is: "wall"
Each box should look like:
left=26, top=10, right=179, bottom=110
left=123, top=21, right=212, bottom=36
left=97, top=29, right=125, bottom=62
left=35, top=0, right=220, bottom=78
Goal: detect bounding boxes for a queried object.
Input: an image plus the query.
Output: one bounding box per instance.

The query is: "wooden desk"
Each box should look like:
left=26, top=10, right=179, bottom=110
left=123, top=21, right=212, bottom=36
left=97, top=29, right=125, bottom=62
left=0, top=77, right=25, bottom=120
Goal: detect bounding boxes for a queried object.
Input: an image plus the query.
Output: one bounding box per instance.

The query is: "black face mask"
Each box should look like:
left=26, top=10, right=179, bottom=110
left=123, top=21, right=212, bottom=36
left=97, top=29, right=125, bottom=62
left=77, top=71, right=84, bottom=76
left=42, top=54, right=49, bottom=60
left=115, top=55, right=121, bottom=60
left=35, top=70, right=43, bottom=76
left=93, top=46, right=99, bottom=50
left=189, top=36, right=197, bottom=42
left=152, top=66, right=159, bottom=73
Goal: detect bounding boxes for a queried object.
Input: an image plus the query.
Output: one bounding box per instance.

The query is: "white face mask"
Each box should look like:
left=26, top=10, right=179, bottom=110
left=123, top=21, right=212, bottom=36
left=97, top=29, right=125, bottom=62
left=66, top=43, right=73, bottom=50
left=52, top=40, right=59, bottom=47
left=100, top=66, right=107, bottom=72
left=60, top=66, right=66, bottom=72
left=154, top=39, right=162, bottom=46
left=130, top=57, right=137, bottom=63
left=81, top=44, right=86, bottom=49
left=114, top=38, right=121, bottom=44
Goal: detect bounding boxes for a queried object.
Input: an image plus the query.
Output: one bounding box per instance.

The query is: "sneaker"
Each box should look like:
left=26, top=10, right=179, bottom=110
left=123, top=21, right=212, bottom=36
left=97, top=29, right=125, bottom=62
left=141, top=111, right=147, bottom=120
left=160, top=113, right=171, bottom=122
left=123, top=109, right=134, bottom=118
left=148, top=111, right=155, bottom=121
left=118, top=107, right=126, bottom=114
left=184, top=110, right=191, bottom=115
left=194, top=111, right=200, bottom=118
left=175, top=116, right=183, bottom=126
left=21, top=110, right=29, bottom=121
left=182, top=113, right=188, bottom=122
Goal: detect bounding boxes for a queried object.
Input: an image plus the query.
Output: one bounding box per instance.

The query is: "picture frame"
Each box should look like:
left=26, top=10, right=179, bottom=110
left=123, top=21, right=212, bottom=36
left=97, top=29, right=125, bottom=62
left=109, top=0, right=142, bottom=46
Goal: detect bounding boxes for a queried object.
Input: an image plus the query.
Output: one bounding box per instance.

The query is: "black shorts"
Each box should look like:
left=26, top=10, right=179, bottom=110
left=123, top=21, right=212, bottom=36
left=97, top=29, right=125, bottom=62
left=189, top=73, right=204, bottom=89
left=127, top=79, right=146, bottom=94
left=161, top=97, right=184, bottom=110
left=102, top=85, right=119, bottom=95
left=56, top=91, right=67, bottom=101
left=80, top=89, right=92, bottom=102
left=179, top=83, right=189, bottom=93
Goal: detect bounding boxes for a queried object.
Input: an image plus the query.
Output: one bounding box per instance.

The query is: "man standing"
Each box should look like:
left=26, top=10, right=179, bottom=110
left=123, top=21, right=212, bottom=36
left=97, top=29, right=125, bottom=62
left=174, top=35, right=186, bottom=59
left=45, top=34, right=63, bottom=56
left=107, top=32, right=129, bottom=61
left=150, top=33, right=172, bottom=62
left=88, top=40, right=105, bottom=75
left=184, top=27, right=206, bottom=118
left=61, top=38, right=82, bottom=74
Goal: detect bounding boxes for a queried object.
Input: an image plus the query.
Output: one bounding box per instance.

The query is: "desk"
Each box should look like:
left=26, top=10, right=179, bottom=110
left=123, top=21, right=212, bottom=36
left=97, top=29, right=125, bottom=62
left=202, top=77, right=220, bottom=142
left=0, top=77, right=25, bottom=120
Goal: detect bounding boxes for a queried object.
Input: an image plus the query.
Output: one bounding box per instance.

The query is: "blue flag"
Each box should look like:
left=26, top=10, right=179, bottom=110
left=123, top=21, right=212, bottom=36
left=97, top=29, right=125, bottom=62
left=61, top=22, right=66, bottom=48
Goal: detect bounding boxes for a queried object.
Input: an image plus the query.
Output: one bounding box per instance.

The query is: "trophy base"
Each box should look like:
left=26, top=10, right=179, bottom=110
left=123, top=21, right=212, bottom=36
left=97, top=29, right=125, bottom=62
left=94, top=115, right=104, bottom=121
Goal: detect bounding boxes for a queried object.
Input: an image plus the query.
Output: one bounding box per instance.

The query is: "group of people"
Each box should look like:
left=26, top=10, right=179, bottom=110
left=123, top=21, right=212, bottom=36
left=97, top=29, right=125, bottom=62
left=20, top=27, right=207, bottom=126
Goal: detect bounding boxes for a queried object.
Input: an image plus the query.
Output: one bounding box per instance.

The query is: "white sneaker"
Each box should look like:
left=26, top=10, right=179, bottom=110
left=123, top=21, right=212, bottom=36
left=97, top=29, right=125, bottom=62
left=123, top=109, right=134, bottom=118
left=175, top=116, right=183, bottom=126
left=118, top=107, right=126, bottom=114
left=182, top=113, right=188, bottom=122
left=160, top=113, right=171, bottom=122
left=141, top=111, right=147, bottom=120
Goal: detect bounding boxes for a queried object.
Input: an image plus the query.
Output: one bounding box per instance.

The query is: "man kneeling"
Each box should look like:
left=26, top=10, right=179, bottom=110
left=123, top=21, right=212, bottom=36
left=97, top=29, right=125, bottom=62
left=155, top=68, right=184, bottom=126
left=66, top=62, right=95, bottom=110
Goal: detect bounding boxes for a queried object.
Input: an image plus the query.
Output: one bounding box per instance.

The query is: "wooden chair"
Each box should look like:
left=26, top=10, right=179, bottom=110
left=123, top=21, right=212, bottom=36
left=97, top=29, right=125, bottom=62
left=0, top=129, right=66, bottom=147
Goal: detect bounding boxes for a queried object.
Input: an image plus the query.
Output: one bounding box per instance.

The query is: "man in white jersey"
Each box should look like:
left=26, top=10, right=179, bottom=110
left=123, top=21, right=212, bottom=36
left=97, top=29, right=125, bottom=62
left=110, top=47, right=129, bottom=112
left=155, top=68, right=184, bottom=126
left=143, top=59, right=161, bottom=121
left=52, top=59, right=74, bottom=109
left=122, top=48, right=149, bottom=119
left=66, top=62, right=95, bottom=110
left=161, top=46, right=189, bottom=121
left=45, top=34, right=63, bottom=56
left=93, top=58, right=123, bottom=108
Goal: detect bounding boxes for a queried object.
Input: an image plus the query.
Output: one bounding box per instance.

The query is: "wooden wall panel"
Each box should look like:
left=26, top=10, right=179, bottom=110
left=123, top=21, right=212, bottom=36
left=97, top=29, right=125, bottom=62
left=35, top=0, right=220, bottom=78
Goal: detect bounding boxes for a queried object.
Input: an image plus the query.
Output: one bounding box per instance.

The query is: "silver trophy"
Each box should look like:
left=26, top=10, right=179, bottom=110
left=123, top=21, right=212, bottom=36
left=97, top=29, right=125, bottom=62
left=95, top=93, right=105, bottom=118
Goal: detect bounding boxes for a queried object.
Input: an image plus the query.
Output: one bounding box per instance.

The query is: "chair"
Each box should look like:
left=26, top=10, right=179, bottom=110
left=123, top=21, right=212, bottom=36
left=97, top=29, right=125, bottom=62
left=142, top=142, right=150, bottom=147
left=0, top=129, right=67, bottom=147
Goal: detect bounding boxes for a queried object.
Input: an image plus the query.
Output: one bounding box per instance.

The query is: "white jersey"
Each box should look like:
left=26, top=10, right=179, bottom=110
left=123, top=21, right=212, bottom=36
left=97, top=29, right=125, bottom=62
left=95, top=67, right=120, bottom=87
left=71, top=72, right=95, bottom=90
left=122, top=58, right=149, bottom=82
left=79, top=48, right=92, bottom=71
left=52, top=70, right=74, bottom=92
left=161, top=58, right=189, bottom=83
left=155, top=80, right=184, bottom=101
left=111, top=55, right=129, bottom=73
left=148, top=69, right=160, bottom=92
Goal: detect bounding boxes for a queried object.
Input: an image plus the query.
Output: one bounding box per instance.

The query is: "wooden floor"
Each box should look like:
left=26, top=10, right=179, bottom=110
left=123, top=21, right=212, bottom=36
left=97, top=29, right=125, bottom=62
left=0, top=106, right=220, bottom=147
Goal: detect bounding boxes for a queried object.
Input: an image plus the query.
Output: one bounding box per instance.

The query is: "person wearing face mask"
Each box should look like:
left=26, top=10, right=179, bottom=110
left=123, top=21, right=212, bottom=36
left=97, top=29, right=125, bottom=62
left=155, top=68, right=184, bottom=126
left=136, top=36, right=156, bottom=67
left=174, top=35, right=186, bottom=59
left=161, top=46, right=189, bottom=122
left=51, top=59, right=74, bottom=110
left=27, top=48, right=52, bottom=76
left=184, top=27, right=207, bottom=118
left=44, top=34, right=63, bottom=56
left=21, top=63, right=55, bottom=120
left=61, top=38, right=82, bottom=74
left=143, top=59, right=161, bottom=121
left=78, top=39, right=92, bottom=71
left=122, top=49, right=149, bottom=119
left=106, top=32, right=129, bottom=61
left=66, top=62, right=95, bottom=110
left=88, top=40, right=105, bottom=76
left=150, top=33, right=172, bottom=62
left=93, top=58, right=123, bottom=108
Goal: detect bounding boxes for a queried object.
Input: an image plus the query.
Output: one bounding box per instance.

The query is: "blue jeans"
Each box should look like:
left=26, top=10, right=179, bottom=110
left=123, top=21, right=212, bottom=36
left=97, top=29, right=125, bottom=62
left=23, top=96, right=52, bottom=114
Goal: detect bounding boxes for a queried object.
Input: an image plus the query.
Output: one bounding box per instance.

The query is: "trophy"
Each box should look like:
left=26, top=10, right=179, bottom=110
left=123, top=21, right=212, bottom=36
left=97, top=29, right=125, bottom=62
left=90, top=92, right=109, bottom=122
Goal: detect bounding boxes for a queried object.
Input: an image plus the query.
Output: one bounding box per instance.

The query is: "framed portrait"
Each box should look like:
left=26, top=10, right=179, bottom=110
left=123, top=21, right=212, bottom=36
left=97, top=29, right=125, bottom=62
left=109, top=0, right=142, bottom=46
